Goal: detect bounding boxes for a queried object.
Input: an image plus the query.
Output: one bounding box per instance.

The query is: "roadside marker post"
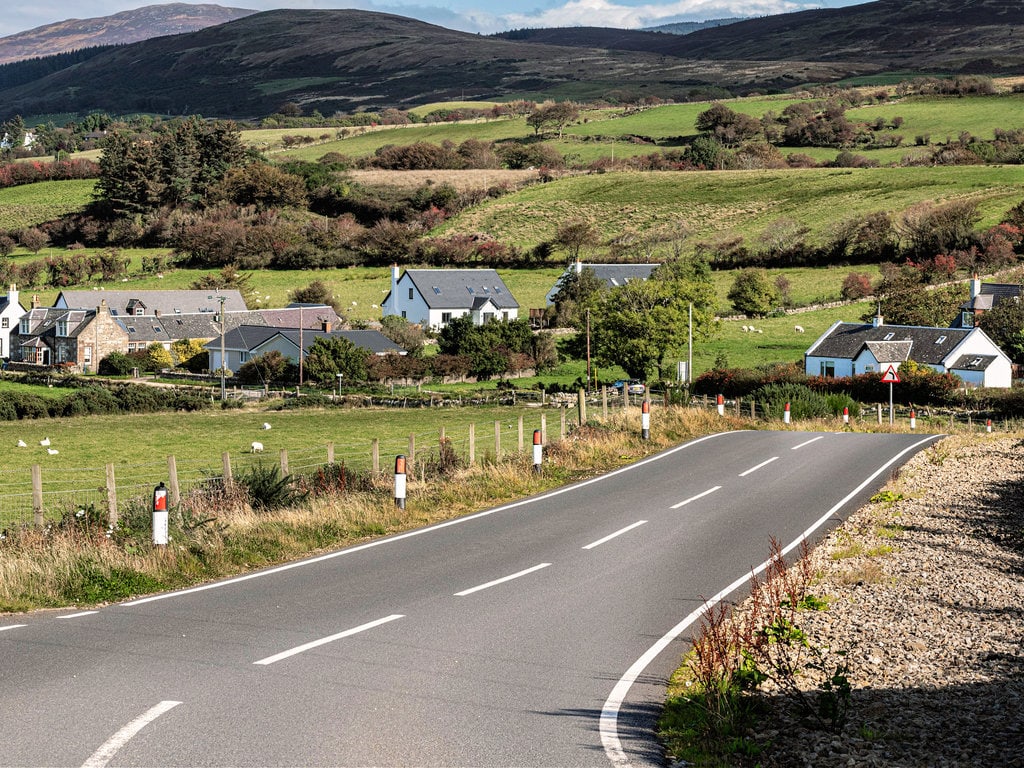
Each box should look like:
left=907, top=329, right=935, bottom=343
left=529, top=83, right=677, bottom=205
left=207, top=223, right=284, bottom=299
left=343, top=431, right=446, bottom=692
left=641, top=400, right=650, bottom=440
left=152, top=482, right=168, bottom=546
left=910, top=409, right=917, bottom=430
left=783, top=402, right=791, bottom=424
left=843, top=406, right=850, bottom=425
left=716, top=394, right=725, bottom=416
left=394, top=455, right=407, bottom=509
left=532, top=430, right=543, bottom=474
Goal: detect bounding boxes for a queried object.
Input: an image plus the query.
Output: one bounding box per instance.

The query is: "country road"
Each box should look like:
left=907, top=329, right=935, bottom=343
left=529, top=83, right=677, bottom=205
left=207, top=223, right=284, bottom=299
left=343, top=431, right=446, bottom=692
left=0, top=430, right=938, bottom=767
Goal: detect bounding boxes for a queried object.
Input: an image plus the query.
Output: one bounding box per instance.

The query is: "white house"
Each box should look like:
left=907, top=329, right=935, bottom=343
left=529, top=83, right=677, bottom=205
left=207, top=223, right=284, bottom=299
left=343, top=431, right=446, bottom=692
left=545, top=261, right=659, bottom=305
left=381, top=267, right=519, bottom=329
left=0, top=284, right=27, bottom=359
left=805, top=314, right=1013, bottom=388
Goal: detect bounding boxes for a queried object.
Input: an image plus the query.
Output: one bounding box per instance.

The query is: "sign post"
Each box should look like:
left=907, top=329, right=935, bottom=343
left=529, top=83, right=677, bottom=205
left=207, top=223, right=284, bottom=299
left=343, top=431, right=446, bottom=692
left=880, top=365, right=900, bottom=425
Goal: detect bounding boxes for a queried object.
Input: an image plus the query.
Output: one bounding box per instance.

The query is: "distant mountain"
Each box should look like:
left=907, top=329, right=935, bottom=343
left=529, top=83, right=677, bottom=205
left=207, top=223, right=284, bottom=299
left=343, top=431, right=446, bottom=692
left=0, top=3, right=256, bottom=65
left=0, top=0, right=1022, bottom=122
left=643, top=18, right=749, bottom=35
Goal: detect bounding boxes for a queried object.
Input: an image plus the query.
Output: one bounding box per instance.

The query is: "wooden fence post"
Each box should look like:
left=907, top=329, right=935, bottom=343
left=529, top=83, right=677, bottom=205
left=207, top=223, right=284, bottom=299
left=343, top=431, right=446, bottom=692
left=750, top=400, right=756, bottom=419
left=32, top=464, right=43, bottom=527
left=578, top=388, right=586, bottom=425
left=560, top=408, right=566, bottom=440
left=372, top=439, right=380, bottom=473
left=541, top=414, right=547, bottom=445
left=105, top=463, right=118, bottom=526
left=468, top=423, right=475, bottom=465
left=518, top=415, right=524, bottom=451
left=167, top=455, right=180, bottom=509
left=279, top=448, right=289, bottom=476
left=408, top=434, right=416, bottom=467
left=327, top=442, right=334, bottom=464
left=602, top=387, right=608, bottom=419
left=222, top=451, right=233, bottom=490
left=494, top=420, right=501, bottom=459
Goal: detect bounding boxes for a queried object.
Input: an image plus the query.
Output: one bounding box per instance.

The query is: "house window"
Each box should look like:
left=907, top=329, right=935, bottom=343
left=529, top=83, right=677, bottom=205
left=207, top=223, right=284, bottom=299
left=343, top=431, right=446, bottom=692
left=1, top=317, right=7, bottom=329
left=19, top=318, right=29, bottom=334
left=83, top=345, right=92, bottom=365
left=135, top=307, right=144, bottom=316
left=240, top=352, right=249, bottom=363
left=55, top=320, right=68, bottom=337
left=820, top=361, right=835, bottom=378
left=56, top=347, right=67, bottom=363
left=408, top=287, right=414, bottom=300
left=401, top=311, right=407, bottom=319
left=441, top=312, right=452, bottom=324
left=960, top=311, right=974, bottom=327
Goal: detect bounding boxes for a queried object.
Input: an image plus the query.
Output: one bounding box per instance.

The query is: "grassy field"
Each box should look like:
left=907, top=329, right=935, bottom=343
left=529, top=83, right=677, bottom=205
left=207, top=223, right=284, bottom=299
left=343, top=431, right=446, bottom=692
left=440, top=165, right=1024, bottom=250
left=0, top=179, right=96, bottom=231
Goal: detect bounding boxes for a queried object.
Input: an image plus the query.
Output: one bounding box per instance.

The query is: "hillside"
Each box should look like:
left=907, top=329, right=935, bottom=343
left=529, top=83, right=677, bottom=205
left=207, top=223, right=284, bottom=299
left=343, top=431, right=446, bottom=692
left=1, top=0, right=1023, bottom=121
left=0, top=3, right=256, bottom=65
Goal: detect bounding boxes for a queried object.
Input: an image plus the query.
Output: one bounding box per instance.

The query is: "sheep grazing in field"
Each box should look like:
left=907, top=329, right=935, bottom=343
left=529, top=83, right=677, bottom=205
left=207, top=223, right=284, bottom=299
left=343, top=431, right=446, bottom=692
left=251, top=441, right=264, bottom=453
left=39, top=437, right=50, bottom=446
left=16, top=440, right=26, bottom=448
left=741, top=325, right=750, bottom=332
left=262, top=422, right=272, bottom=430
left=794, top=325, right=805, bottom=333
left=47, top=448, right=59, bottom=455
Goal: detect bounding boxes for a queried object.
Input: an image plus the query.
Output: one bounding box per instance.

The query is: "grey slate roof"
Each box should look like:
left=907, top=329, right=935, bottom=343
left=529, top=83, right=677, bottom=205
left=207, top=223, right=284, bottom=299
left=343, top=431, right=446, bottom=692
left=863, top=340, right=912, bottom=364
left=949, top=354, right=998, bottom=371
left=119, top=310, right=269, bottom=344
left=808, top=323, right=971, bottom=366
left=19, top=307, right=94, bottom=338
left=255, top=305, right=341, bottom=329
left=402, top=269, right=518, bottom=310
left=55, top=289, right=248, bottom=316
left=548, top=263, right=659, bottom=301
left=209, top=326, right=404, bottom=356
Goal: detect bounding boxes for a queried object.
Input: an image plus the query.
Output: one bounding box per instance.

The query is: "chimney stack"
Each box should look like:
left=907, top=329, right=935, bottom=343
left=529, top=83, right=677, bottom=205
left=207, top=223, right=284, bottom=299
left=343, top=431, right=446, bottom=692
left=971, top=274, right=981, bottom=299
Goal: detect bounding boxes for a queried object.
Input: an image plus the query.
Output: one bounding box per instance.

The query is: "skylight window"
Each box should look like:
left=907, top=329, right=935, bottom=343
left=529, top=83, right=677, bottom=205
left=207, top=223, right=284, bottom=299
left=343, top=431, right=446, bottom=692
left=432, top=286, right=441, bottom=295
left=936, top=335, right=947, bottom=344
left=970, top=357, right=983, bottom=366
left=883, top=332, right=895, bottom=341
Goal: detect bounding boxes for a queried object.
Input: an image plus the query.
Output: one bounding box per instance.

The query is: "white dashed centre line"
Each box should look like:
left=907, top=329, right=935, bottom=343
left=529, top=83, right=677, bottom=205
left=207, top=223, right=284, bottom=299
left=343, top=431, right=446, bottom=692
left=671, top=486, right=722, bottom=509
left=792, top=436, right=825, bottom=450
left=454, top=563, right=551, bottom=597
left=254, top=614, right=405, bottom=666
left=57, top=611, right=98, bottom=620
left=583, top=521, right=647, bottom=550
left=739, top=456, right=779, bottom=477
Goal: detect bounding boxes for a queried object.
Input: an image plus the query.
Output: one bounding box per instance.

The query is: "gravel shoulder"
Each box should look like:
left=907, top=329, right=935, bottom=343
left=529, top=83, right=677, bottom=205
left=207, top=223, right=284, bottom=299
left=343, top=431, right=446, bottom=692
left=750, top=432, right=1024, bottom=767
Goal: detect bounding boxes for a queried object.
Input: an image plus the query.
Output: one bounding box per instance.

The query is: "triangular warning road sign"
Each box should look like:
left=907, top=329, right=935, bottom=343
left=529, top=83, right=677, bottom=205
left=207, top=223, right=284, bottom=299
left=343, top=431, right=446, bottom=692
left=881, top=365, right=900, bottom=384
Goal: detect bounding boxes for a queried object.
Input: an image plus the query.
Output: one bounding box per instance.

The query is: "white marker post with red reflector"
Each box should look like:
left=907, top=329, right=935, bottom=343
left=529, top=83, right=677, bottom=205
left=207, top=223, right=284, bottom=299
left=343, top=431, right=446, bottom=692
left=716, top=394, right=724, bottom=416
left=532, top=430, right=543, bottom=473
left=783, top=402, right=791, bottom=424
left=641, top=399, right=650, bottom=440
left=394, top=455, right=407, bottom=509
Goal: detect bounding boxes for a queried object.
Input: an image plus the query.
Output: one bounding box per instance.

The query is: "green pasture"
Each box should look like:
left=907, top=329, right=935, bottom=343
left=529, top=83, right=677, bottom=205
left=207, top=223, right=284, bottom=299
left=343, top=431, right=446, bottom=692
left=846, top=94, right=1024, bottom=144
left=0, top=179, right=96, bottom=230
left=408, top=101, right=502, bottom=117
left=442, top=165, right=1024, bottom=251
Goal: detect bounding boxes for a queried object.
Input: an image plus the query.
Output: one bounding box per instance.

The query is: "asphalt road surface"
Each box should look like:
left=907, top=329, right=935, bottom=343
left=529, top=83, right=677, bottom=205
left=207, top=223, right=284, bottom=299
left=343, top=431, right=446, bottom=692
left=0, top=429, right=939, bottom=767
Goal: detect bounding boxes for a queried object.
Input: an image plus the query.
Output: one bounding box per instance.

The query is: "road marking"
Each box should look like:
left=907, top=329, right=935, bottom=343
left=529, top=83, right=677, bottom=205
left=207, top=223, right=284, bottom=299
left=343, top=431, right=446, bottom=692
left=120, top=432, right=741, bottom=607
left=792, top=436, right=825, bottom=450
left=0, top=624, right=26, bottom=632
left=583, top=521, right=647, bottom=550
left=670, top=486, right=721, bottom=509
left=254, top=614, right=404, bottom=666
left=57, top=611, right=98, bottom=619
left=600, top=433, right=942, bottom=767
left=454, top=563, right=551, bottom=597
left=82, top=700, right=182, bottom=768
left=739, top=456, right=778, bottom=477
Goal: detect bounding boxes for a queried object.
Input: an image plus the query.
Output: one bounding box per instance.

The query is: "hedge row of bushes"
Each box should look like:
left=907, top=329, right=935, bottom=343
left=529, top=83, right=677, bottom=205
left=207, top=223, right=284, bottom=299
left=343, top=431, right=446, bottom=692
left=0, top=381, right=213, bottom=421
left=692, top=363, right=1024, bottom=415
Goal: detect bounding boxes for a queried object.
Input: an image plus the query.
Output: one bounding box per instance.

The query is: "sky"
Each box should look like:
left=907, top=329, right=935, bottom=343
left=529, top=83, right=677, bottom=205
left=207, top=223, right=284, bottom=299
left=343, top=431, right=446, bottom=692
left=2, top=0, right=871, bottom=38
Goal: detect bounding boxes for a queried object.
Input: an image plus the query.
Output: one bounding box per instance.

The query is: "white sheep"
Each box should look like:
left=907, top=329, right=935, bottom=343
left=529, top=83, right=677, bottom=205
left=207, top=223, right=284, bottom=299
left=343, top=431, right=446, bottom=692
left=262, top=422, right=272, bottom=430
left=741, top=325, right=750, bottom=332
left=47, top=448, right=59, bottom=455
left=251, top=441, right=264, bottom=453
left=794, top=325, right=805, bottom=333
left=39, top=437, right=50, bottom=446
left=757, top=328, right=763, bottom=334
left=16, top=440, right=26, bottom=448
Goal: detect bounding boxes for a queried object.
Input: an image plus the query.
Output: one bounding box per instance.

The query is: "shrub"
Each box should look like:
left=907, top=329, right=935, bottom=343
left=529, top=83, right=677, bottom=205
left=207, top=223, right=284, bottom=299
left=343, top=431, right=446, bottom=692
left=99, top=352, right=135, bottom=376
left=752, top=382, right=831, bottom=420
left=235, top=463, right=308, bottom=512
left=58, top=387, right=120, bottom=417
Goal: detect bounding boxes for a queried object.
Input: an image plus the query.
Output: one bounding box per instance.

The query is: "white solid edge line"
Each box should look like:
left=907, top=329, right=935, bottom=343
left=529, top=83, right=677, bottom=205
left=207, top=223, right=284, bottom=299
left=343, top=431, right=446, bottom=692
left=454, top=563, right=551, bottom=597
left=254, top=614, right=404, bottom=666
left=0, top=624, right=26, bottom=632
left=792, top=436, right=825, bottom=450
left=670, top=486, right=721, bottom=510
left=121, top=432, right=741, bottom=607
left=583, top=521, right=648, bottom=550
left=56, top=611, right=98, bottom=619
left=599, top=433, right=942, bottom=767
left=81, top=700, right=182, bottom=768
left=738, top=456, right=779, bottom=477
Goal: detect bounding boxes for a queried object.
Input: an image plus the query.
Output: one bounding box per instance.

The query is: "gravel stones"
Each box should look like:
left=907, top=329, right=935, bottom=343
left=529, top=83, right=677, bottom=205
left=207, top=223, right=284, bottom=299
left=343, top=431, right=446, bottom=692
left=750, top=434, right=1024, bottom=767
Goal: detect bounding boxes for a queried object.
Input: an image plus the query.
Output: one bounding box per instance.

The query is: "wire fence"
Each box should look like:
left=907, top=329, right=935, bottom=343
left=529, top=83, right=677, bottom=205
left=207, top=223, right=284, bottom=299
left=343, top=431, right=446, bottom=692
left=2, top=388, right=1017, bottom=530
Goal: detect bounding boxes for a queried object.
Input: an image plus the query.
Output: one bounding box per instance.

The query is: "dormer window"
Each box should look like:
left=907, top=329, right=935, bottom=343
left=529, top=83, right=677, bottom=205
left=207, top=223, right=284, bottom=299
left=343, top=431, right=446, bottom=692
left=56, top=320, right=68, bottom=337
left=19, top=317, right=29, bottom=334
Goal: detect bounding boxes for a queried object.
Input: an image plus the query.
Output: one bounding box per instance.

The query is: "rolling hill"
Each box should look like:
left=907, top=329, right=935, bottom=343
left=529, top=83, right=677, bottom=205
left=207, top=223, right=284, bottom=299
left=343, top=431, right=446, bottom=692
left=0, top=0, right=1021, bottom=122
left=0, top=3, right=256, bottom=65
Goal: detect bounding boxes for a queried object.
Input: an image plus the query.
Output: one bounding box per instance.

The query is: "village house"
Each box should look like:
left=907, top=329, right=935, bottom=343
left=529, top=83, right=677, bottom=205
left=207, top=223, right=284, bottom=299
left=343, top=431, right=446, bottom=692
left=0, top=284, right=27, bottom=359
left=205, top=325, right=404, bottom=374
left=805, top=312, right=1013, bottom=388
left=544, top=261, right=659, bottom=305
left=9, top=299, right=128, bottom=371
left=381, top=267, right=519, bottom=329
left=952, top=275, right=1023, bottom=328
